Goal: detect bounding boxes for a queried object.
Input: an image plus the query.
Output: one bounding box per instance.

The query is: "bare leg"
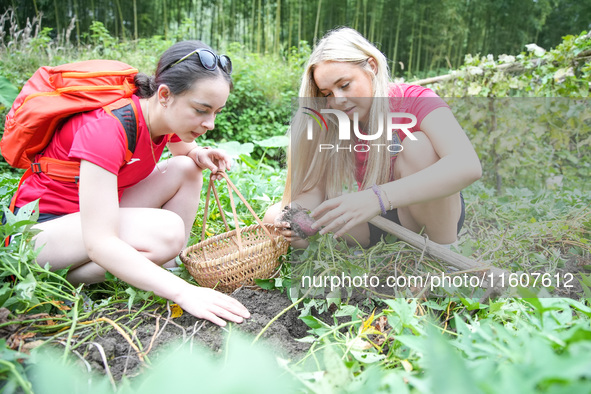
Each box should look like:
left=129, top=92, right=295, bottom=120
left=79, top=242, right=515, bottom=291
left=33, top=156, right=203, bottom=284
left=394, top=132, right=462, bottom=244
left=119, top=155, right=203, bottom=244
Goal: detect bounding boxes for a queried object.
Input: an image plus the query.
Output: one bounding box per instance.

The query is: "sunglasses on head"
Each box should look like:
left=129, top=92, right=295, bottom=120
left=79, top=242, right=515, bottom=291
left=166, top=48, right=232, bottom=74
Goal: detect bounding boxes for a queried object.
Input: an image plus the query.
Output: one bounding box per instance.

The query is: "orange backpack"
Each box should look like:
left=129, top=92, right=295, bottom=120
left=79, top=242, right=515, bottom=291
left=1, top=59, right=141, bottom=212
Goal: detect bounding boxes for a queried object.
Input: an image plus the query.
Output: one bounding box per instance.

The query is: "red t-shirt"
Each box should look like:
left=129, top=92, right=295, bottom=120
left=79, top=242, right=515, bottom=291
left=354, top=83, right=449, bottom=185
left=15, top=95, right=181, bottom=215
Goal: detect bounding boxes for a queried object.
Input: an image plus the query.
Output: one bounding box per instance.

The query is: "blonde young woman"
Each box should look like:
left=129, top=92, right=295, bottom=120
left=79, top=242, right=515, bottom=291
left=264, top=27, right=482, bottom=249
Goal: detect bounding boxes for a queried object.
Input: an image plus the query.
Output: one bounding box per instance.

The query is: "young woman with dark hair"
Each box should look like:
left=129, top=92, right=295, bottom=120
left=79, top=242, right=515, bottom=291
left=15, top=40, right=250, bottom=326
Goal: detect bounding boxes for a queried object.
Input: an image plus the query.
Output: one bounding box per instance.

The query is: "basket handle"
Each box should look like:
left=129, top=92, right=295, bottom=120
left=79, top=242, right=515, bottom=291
left=201, top=177, right=228, bottom=235
left=200, top=172, right=277, bottom=249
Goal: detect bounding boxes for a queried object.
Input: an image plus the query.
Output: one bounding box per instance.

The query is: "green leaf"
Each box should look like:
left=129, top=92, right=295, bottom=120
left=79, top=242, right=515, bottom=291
left=239, top=154, right=258, bottom=169
left=424, top=326, right=484, bottom=394
left=300, top=315, right=325, bottom=329
left=0, top=76, right=19, bottom=108
left=15, top=273, right=37, bottom=303
left=254, top=278, right=276, bottom=290
left=254, top=136, right=289, bottom=148
left=217, top=141, right=254, bottom=157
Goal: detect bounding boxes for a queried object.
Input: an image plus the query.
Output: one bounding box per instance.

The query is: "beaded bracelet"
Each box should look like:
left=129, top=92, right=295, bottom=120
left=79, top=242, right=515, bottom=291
left=378, top=185, right=394, bottom=211
left=371, top=184, right=387, bottom=215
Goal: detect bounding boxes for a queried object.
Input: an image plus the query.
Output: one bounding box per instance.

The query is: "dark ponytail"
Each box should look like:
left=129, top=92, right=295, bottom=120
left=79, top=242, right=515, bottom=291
left=133, top=73, right=157, bottom=98
left=135, top=40, right=232, bottom=98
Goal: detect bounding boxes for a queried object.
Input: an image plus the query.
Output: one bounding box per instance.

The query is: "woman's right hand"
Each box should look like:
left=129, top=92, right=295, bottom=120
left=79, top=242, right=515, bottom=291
left=175, top=284, right=251, bottom=327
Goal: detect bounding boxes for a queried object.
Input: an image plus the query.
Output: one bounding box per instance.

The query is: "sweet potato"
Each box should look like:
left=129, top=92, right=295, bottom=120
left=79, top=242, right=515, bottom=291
left=281, top=206, right=319, bottom=239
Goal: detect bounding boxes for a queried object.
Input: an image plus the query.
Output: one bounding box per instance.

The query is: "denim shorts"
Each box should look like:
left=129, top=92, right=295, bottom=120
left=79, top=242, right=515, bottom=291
left=368, top=192, right=465, bottom=246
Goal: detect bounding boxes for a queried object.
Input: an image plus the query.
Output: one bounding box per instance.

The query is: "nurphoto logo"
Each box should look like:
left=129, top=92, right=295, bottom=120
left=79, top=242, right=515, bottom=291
left=303, top=107, right=418, bottom=153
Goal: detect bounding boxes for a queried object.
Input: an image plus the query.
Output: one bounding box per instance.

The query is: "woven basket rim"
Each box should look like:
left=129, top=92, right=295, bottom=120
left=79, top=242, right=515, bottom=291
left=181, top=223, right=283, bottom=257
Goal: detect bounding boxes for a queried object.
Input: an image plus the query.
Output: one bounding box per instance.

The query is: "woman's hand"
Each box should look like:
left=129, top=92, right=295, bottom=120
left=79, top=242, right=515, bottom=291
left=274, top=208, right=310, bottom=249
left=175, top=283, right=251, bottom=327
left=194, top=147, right=232, bottom=180
left=310, top=189, right=382, bottom=238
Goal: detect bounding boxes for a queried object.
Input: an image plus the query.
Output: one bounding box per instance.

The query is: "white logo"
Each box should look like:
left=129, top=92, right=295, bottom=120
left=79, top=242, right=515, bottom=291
left=305, top=109, right=417, bottom=153
left=306, top=109, right=418, bottom=141
left=127, top=158, right=141, bottom=165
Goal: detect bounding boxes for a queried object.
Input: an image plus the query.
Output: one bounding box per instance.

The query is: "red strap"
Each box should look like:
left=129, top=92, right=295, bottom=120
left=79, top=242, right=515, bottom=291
left=31, top=157, right=81, bottom=183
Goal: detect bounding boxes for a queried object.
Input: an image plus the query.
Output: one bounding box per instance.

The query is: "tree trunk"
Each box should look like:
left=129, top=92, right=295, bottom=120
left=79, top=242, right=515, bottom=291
left=275, top=0, right=281, bottom=54
left=163, top=0, right=168, bottom=40
left=133, top=0, right=138, bottom=40
left=313, top=0, right=322, bottom=43
left=257, top=0, right=262, bottom=53
left=391, top=0, right=403, bottom=77
left=53, top=0, right=61, bottom=34
left=408, top=16, right=416, bottom=76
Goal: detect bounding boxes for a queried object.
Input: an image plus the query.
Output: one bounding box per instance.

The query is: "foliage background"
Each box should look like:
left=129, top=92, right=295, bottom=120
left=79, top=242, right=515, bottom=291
left=4, top=0, right=591, bottom=79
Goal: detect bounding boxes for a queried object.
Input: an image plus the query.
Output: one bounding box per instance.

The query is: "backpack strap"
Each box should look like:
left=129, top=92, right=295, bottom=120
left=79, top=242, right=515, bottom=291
left=26, top=98, right=140, bottom=184
left=104, top=98, right=140, bottom=163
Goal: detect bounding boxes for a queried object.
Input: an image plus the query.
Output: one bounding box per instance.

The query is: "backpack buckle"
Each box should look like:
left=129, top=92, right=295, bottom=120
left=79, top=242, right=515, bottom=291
left=31, top=162, right=42, bottom=173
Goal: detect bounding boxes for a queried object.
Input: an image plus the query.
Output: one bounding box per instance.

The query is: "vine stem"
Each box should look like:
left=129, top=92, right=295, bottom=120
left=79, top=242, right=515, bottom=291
left=61, top=296, right=79, bottom=360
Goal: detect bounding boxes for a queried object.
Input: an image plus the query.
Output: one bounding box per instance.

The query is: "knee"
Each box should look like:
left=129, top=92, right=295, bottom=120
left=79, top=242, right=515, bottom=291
left=395, top=132, right=439, bottom=177
left=171, top=155, right=203, bottom=180
left=149, top=211, right=186, bottom=264
left=263, top=202, right=283, bottom=224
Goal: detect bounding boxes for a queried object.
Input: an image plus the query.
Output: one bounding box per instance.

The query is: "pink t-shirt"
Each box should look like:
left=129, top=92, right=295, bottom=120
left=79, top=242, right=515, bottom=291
left=15, top=95, right=181, bottom=215
left=354, top=83, right=449, bottom=185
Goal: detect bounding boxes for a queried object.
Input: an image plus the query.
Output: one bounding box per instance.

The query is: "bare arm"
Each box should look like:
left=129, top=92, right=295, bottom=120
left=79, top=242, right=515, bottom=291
left=380, top=106, right=482, bottom=207
left=310, top=107, right=481, bottom=237
left=78, top=160, right=249, bottom=326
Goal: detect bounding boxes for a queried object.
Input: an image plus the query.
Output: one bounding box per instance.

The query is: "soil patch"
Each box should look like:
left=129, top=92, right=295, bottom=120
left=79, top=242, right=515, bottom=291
left=83, top=288, right=311, bottom=380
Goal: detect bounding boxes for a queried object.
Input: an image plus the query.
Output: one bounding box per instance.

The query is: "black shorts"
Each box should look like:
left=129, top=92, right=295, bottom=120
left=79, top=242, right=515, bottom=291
left=1, top=206, right=64, bottom=225
left=368, top=192, right=465, bottom=246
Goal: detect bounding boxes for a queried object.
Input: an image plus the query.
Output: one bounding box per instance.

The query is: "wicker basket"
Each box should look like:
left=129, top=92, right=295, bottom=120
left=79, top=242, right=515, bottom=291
left=180, top=172, right=289, bottom=293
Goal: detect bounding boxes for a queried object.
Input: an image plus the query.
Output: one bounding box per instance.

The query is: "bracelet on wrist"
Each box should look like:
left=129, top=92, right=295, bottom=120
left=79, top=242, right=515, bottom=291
left=378, top=185, right=393, bottom=211
left=371, top=184, right=387, bottom=215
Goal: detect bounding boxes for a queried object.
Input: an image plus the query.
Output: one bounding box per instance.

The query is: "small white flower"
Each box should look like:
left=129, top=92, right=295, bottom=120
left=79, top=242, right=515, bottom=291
left=467, top=66, right=484, bottom=75
left=554, top=67, right=574, bottom=83
left=525, top=43, right=546, bottom=57
left=499, top=54, right=516, bottom=63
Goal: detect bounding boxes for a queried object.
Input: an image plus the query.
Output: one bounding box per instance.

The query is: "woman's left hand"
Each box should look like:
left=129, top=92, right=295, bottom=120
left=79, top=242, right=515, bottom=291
left=310, top=189, right=382, bottom=238
left=194, top=147, right=232, bottom=180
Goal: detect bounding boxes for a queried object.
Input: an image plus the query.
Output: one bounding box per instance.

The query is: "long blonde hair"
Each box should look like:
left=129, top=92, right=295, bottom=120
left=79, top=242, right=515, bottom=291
left=283, top=27, right=393, bottom=206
